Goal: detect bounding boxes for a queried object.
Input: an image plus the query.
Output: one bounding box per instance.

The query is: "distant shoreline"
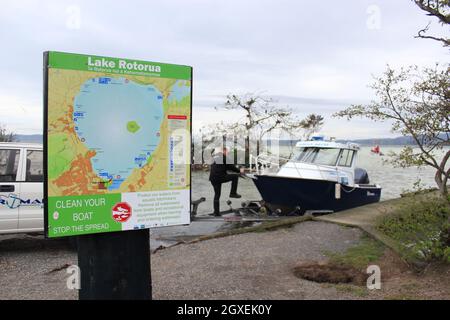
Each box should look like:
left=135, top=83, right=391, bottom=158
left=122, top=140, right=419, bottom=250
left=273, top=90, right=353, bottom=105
left=13, top=134, right=449, bottom=147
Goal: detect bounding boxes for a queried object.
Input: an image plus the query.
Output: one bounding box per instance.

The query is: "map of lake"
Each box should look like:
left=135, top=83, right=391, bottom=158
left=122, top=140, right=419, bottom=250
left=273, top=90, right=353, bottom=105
left=73, top=77, right=164, bottom=190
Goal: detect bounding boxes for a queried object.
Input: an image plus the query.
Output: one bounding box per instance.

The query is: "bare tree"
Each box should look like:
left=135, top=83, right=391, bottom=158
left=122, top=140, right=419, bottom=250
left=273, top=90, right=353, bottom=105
left=0, top=124, right=15, bottom=142
left=220, top=93, right=323, bottom=142
left=334, top=65, right=450, bottom=198
left=222, top=94, right=285, bottom=142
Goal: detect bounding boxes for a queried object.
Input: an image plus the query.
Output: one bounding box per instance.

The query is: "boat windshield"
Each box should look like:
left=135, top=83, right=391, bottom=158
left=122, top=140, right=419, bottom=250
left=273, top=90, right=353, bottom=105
left=292, top=147, right=341, bottom=166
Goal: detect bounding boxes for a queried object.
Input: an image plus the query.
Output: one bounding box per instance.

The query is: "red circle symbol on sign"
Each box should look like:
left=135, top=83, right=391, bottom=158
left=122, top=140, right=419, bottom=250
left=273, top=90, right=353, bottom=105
left=112, top=202, right=132, bottom=223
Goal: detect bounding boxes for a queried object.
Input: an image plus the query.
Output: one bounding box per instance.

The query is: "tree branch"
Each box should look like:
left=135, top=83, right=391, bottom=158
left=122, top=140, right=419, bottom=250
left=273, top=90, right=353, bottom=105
left=386, top=85, right=441, bottom=169
left=414, top=0, right=450, bottom=25
left=415, top=27, right=450, bottom=46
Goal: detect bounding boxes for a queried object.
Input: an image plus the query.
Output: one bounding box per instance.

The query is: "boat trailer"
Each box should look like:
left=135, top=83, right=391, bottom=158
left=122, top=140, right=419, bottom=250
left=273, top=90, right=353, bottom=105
left=190, top=197, right=332, bottom=222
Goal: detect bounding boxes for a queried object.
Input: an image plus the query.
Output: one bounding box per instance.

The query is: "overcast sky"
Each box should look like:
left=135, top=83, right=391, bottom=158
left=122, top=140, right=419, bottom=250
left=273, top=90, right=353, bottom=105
left=0, top=0, right=448, bottom=139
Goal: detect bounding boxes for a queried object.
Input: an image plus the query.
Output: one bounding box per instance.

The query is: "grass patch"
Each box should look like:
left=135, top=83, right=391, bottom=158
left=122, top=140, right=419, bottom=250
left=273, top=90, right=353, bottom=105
left=334, top=284, right=369, bottom=297
left=375, top=196, right=450, bottom=264
left=383, top=294, right=421, bottom=300
left=325, top=235, right=386, bottom=270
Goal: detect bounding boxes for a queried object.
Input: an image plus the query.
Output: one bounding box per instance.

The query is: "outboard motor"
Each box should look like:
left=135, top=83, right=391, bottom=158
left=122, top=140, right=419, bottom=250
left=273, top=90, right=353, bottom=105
left=354, top=167, right=370, bottom=184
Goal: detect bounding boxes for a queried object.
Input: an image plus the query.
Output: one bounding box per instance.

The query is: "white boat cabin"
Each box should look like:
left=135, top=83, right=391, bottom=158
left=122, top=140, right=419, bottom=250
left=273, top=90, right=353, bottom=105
left=277, top=139, right=360, bottom=185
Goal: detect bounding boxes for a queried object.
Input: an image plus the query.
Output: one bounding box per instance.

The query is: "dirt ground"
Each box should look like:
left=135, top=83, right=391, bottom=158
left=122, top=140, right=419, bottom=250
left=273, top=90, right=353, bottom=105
left=364, top=251, right=450, bottom=300
left=151, top=221, right=450, bottom=300
left=0, top=221, right=449, bottom=300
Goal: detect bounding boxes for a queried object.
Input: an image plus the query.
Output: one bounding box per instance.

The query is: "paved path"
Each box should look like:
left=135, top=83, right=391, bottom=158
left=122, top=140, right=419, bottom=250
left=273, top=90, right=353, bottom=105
left=314, top=199, right=400, bottom=228
left=313, top=192, right=441, bottom=267
left=314, top=198, right=402, bottom=250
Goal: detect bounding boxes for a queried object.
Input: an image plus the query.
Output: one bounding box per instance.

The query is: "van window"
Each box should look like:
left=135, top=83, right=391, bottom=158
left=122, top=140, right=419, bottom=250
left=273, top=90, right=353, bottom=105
left=26, top=150, right=43, bottom=182
left=0, top=149, right=20, bottom=182
left=338, top=149, right=355, bottom=167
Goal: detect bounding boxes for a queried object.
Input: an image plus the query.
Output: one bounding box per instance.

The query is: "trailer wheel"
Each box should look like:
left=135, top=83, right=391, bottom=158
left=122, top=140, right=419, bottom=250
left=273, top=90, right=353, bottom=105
left=287, top=206, right=305, bottom=216
left=259, top=206, right=268, bottom=216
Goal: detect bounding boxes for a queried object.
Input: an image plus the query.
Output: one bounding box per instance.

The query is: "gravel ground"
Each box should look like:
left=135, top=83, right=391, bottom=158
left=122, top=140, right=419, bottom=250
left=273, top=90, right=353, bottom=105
left=0, top=221, right=363, bottom=300
left=0, top=234, right=77, bottom=300
left=152, top=221, right=363, bottom=300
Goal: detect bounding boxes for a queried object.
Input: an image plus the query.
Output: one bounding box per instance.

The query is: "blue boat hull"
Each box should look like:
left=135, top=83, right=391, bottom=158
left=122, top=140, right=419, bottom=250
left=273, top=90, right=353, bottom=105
left=252, top=175, right=381, bottom=214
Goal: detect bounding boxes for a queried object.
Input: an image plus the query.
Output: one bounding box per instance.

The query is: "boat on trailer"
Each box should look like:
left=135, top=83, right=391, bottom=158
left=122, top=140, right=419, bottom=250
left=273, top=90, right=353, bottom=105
left=247, top=137, right=382, bottom=215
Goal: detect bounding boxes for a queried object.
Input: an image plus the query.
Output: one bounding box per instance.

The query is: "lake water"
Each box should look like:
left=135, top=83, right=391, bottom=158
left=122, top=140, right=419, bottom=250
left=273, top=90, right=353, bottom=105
left=73, top=77, right=163, bottom=190
left=352, top=146, right=445, bottom=200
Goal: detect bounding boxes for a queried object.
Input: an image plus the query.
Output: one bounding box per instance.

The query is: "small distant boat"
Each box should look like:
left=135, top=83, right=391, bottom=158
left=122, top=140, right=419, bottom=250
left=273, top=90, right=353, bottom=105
left=248, top=137, right=382, bottom=214
left=370, top=145, right=384, bottom=156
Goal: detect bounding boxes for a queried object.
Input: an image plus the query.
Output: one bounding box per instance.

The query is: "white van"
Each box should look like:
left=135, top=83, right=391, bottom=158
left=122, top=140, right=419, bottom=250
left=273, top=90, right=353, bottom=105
left=0, top=142, right=44, bottom=234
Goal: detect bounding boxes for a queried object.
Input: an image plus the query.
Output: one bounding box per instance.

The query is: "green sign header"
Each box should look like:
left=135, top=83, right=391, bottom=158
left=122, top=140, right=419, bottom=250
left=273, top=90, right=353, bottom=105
left=47, top=51, right=192, bottom=80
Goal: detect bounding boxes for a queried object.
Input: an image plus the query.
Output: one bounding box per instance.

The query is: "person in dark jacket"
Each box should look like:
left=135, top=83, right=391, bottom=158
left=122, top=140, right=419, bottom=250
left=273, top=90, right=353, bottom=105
left=209, top=147, right=243, bottom=216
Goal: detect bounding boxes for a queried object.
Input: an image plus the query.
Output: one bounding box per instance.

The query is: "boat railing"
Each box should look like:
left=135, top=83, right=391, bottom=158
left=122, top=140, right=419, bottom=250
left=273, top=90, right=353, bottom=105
left=250, top=153, right=339, bottom=181
left=250, top=152, right=286, bottom=174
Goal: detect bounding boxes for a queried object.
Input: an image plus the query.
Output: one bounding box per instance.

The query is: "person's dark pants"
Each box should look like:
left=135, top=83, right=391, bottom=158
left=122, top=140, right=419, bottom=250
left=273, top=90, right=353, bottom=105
left=210, top=175, right=238, bottom=214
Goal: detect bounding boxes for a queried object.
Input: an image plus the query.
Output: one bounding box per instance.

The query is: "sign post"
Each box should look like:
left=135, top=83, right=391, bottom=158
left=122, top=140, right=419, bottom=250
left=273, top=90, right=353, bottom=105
left=43, top=51, right=192, bottom=299
left=77, top=229, right=151, bottom=299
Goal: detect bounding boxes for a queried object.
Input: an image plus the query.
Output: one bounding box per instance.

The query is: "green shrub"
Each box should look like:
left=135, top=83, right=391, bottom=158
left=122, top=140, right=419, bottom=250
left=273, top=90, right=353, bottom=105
left=376, top=196, right=450, bottom=263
